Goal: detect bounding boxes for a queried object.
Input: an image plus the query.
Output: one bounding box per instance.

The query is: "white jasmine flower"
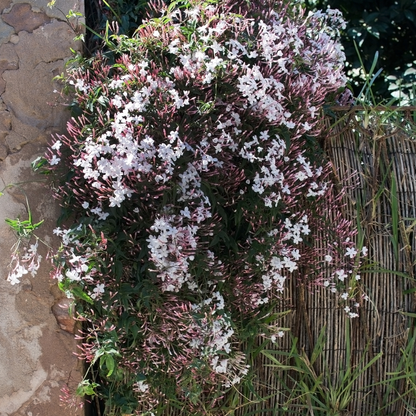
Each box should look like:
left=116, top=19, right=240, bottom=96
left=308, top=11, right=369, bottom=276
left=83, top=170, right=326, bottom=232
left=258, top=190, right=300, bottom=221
left=53, top=227, right=63, bottom=236
left=136, top=380, right=149, bottom=392
left=50, top=154, right=61, bottom=165
left=51, top=140, right=62, bottom=150
left=335, top=269, right=347, bottom=281
left=91, top=283, right=105, bottom=299
left=345, top=247, right=358, bottom=258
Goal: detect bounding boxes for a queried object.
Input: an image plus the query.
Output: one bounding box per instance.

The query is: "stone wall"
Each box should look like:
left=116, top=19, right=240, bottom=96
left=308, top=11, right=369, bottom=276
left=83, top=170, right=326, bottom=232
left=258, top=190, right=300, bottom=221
left=0, top=1, right=84, bottom=415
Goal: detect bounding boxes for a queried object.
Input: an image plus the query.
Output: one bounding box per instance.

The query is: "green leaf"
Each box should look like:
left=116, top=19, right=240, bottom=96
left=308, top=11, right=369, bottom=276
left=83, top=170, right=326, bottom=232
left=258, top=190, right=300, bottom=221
left=390, top=171, right=399, bottom=266
left=103, top=355, right=115, bottom=377
left=76, top=380, right=99, bottom=397
left=5, top=218, right=18, bottom=228
left=360, top=266, right=412, bottom=279
left=400, top=311, right=416, bottom=319
left=71, top=286, right=94, bottom=304
left=404, top=67, right=416, bottom=76
left=404, top=10, right=415, bottom=23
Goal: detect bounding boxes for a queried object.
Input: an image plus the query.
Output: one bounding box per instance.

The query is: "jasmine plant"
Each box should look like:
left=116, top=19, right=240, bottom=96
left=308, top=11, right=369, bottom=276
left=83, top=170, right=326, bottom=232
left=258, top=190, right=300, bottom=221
left=43, top=0, right=365, bottom=414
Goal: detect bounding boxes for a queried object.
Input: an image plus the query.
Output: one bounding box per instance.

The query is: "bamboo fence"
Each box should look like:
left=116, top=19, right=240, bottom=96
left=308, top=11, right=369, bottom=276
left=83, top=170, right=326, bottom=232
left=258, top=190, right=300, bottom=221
left=242, top=107, right=416, bottom=416
left=321, top=107, right=416, bottom=416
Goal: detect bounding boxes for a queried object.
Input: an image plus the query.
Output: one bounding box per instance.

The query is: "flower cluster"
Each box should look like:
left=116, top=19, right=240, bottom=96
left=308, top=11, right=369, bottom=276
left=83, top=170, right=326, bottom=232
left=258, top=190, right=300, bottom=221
left=46, top=0, right=361, bottom=413
left=7, top=241, right=42, bottom=285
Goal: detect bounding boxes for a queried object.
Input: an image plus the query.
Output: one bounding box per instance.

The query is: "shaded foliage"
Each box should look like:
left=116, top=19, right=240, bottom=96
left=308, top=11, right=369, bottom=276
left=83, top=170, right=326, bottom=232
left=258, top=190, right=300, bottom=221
left=84, top=0, right=151, bottom=54
left=305, top=0, right=416, bottom=102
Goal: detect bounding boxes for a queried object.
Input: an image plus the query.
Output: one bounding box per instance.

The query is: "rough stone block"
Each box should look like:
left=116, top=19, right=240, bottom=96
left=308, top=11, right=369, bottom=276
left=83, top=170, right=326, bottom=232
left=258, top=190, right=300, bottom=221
left=2, top=3, right=51, bottom=33
left=0, top=109, right=11, bottom=129
left=0, top=42, right=18, bottom=70
left=0, top=17, right=13, bottom=46
left=0, top=0, right=11, bottom=12
left=11, top=21, right=78, bottom=68
left=0, top=144, right=84, bottom=416
left=0, top=0, right=84, bottom=414
left=4, top=130, right=27, bottom=151
left=25, top=0, right=84, bottom=21
left=51, top=297, right=77, bottom=334
left=3, top=60, right=69, bottom=131
left=0, top=143, right=7, bottom=159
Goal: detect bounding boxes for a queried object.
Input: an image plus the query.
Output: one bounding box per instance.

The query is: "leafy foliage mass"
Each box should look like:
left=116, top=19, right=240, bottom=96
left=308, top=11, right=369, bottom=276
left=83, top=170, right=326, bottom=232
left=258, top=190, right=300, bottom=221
left=46, top=0, right=364, bottom=414
left=85, top=0, right=150, bottom=53
left=307, top=0, right=416, bottom=102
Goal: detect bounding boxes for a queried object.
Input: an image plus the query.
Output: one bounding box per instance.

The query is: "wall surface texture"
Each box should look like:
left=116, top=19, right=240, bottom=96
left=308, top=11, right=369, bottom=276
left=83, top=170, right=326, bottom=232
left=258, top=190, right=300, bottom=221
left=0, top=1, right=84, bottom=415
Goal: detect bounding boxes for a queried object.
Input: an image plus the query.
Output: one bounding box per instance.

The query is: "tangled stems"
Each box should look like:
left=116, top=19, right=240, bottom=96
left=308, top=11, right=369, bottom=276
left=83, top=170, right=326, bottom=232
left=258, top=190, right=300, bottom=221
left=46, top=0, right=365, bottom=414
